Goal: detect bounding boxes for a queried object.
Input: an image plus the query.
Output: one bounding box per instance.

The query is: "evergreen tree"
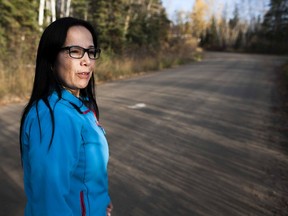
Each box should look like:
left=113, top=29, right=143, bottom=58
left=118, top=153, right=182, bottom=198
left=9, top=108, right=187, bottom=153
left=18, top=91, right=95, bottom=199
left=126, top=0, right=170, bottom=53
left=229, top=4, right=239, bottom=29
left=262, top=0, right=288, bottom=41
left=71, top=0, right=88, bottom=20
left=146, top=8, right=170, bottom=50
left=0, top=0, right=38, bottom=61
left=209, top=16, right=219, bottom=48
left=234, top=29, right=244, bottom=49
left=260, top=0, right=288, bottom=53
left=89, top=0, right=125, bottom=52
left=201, top=15, right=219, bottom=50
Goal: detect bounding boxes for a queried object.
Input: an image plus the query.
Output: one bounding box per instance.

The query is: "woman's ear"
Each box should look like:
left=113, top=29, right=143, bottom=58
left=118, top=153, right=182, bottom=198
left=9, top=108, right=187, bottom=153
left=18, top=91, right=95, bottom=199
left=50, top=63, right=56, bottom=73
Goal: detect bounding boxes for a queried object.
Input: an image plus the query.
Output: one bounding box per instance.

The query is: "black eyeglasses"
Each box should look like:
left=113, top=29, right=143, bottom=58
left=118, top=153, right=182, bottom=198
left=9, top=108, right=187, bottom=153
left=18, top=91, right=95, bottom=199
left=60, top=46, right=101, bottom=60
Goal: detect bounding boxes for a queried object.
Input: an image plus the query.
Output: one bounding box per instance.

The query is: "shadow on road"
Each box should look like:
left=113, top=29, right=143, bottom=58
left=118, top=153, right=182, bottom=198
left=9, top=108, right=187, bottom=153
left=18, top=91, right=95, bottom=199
left=1, top=52, right=288, bottom=216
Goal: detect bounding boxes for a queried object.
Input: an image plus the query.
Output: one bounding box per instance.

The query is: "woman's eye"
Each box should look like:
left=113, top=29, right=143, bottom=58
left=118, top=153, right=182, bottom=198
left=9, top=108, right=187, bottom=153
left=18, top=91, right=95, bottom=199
left=88, top=50, right=96, bottom=56
left=71, top=49, right=81, bottom=54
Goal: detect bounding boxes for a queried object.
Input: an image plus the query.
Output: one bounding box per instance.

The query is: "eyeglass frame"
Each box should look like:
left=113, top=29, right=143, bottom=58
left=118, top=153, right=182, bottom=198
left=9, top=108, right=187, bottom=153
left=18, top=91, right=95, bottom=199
left=60, top=45, right=101, bottom=60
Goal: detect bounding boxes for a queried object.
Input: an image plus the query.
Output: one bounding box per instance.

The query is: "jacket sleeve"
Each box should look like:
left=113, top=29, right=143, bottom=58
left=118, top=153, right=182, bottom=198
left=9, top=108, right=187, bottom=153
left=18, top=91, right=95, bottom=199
left=23, top=106, right=82, bottom=216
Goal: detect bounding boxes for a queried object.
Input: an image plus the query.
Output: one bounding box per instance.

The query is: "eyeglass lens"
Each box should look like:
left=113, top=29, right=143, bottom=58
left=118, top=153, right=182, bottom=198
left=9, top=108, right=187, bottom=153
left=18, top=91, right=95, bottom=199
left=69, top=46, right=99, bottom=59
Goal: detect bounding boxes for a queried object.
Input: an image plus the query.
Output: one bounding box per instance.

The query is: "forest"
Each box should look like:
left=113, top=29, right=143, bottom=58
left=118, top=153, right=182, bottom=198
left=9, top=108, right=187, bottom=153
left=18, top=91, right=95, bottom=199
left=0, top=0, right=287, bottom=102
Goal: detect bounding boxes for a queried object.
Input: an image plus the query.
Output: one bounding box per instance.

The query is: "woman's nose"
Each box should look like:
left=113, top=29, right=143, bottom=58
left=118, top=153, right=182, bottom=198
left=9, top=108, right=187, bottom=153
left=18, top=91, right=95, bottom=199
left=80, top=51, right=91, bottom=66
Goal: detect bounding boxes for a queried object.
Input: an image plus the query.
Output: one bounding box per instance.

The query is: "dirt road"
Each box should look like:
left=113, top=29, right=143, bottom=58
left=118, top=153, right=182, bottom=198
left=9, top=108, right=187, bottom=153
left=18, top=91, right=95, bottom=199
left=1, top=52, right=288, bottom=216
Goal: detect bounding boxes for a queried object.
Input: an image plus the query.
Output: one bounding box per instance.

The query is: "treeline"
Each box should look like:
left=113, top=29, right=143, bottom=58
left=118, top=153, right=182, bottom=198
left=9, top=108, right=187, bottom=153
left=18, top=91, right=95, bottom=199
left=173, top=0, right=288, bottom=54
left=1, top=0, right=287, bottom=64
left=0, top=0, right=171, bottom=62
left=0, top=0, right=195, bottom=101
left=201, top=0, right=288, bottom=54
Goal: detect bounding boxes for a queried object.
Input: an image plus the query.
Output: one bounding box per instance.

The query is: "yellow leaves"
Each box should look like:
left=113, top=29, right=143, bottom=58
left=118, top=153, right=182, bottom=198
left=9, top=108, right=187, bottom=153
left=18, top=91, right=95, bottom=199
left=190, top=0, right=209, bottom=38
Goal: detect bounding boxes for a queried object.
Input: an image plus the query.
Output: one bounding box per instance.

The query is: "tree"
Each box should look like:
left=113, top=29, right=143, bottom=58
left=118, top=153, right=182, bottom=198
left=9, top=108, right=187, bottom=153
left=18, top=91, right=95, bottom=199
left=218, top=7, right=229, bottom=50
left=89, top=0, right=126, bottom=52
left=38, top=0, right=73, bottom=26
left=0, top=0, right=38, bottom=61
left=172, top=10, right=191, bottom=37
left=126, top=0, right=170, bottom=53
left=57, top=0, right=72, bottom=18
left=38, top=0, right=45, bottom=25
left=262, top=0, right=288, bottom=41
left=260, top=0, right=288, bottom=53
left=200, top=15, right=220, bottom=49
left=190, top=0, right=208, bottom=38
left=71, top=0, right=88, bottom=20
left=227, top=4, right=242, bottom=48
left=229, top=4, right=240, bottom=29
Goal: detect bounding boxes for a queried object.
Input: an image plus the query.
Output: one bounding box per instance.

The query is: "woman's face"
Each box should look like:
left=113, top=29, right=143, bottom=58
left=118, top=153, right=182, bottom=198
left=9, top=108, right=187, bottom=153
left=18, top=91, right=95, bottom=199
left=55, top=26, right=95, bottom=97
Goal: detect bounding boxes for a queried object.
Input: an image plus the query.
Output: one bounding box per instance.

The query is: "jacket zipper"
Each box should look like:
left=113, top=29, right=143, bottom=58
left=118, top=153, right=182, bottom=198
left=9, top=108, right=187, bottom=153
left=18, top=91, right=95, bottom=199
left=80, top=191, right=86, bottom=216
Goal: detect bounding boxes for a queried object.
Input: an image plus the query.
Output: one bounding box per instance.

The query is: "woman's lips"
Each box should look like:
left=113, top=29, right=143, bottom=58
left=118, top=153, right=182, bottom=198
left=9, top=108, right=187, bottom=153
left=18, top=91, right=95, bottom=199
left=77, top=72, right=90, bottom=79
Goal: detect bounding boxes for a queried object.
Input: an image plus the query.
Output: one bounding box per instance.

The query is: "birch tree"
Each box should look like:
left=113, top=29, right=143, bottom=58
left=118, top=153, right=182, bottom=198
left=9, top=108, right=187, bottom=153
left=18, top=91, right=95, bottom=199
left=39, top=0, right=56, bottom=26
left=59, top=0, right=71, bottom=17
left=38, top=0, right=45, bottom=26
left=65, top=0, right=71, bottom=16
left=51, top=0, right=56, bottom=21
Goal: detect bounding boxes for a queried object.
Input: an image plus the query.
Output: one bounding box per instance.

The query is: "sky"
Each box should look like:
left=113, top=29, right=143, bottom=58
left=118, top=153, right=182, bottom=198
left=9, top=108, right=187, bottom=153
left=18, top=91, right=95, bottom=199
left=161, top=0, right=270, bottom=22
left=161, top=0, right=194, bottom=17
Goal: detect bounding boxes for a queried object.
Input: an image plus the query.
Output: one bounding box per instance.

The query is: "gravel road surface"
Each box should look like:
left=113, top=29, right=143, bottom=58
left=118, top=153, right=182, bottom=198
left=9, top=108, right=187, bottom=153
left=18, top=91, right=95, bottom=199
left=1, top=52, right=288, bottom=216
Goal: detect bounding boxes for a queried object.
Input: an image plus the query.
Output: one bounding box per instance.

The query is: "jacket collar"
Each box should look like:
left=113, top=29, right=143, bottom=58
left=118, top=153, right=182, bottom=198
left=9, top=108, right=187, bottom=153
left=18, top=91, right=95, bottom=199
left=51, top=89, right=88, bottom=112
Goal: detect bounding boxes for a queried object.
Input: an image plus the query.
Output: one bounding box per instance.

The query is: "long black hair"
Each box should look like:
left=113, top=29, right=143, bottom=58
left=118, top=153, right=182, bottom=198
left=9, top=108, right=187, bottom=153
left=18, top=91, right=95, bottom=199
left=20, top=17, right=100, bottom=156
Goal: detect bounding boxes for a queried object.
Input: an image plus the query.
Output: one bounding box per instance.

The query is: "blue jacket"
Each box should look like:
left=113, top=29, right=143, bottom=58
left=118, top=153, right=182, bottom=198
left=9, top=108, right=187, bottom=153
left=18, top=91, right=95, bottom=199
left=21, top=90, right=111, bottom=216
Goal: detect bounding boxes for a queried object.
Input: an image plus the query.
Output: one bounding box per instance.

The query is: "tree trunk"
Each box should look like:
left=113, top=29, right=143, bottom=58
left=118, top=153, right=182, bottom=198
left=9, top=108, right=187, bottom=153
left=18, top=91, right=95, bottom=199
left=38, top=0, right=45, bottom=26
left=124, top=2, right=131, bottom=36
left=60, top=0, right=65, bottom=17
left=65, top=0, right=71, bottom=17
left=51, top=0, right=56, bottom=21
left=45, top=0, right=51, bottom=23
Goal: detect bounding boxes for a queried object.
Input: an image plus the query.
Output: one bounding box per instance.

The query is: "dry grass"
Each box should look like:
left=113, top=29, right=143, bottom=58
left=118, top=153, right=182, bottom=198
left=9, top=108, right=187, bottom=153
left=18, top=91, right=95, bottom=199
left=0, top=62, right=34, bottom=104
left=95, top=38, right=201, bottom=82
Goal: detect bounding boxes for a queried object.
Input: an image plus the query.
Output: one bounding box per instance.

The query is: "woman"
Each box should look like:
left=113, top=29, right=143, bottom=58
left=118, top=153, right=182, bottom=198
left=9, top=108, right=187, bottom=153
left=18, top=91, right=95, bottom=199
left=20, top=17, right=112, bottom=216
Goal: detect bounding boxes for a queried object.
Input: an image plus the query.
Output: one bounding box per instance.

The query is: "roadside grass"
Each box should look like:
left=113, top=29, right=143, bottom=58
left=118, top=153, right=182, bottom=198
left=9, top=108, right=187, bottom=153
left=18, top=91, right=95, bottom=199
left=96, top=47, right=201, bottom=82
left=0, top=40, right=202, bottom=104
left=282, top=61, right=288, bottom=84
left=0, top=63, right=34, bottom=104
left=280, top=61, right=288, bottom=109
left=95, top=37, right=201, bottom=82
